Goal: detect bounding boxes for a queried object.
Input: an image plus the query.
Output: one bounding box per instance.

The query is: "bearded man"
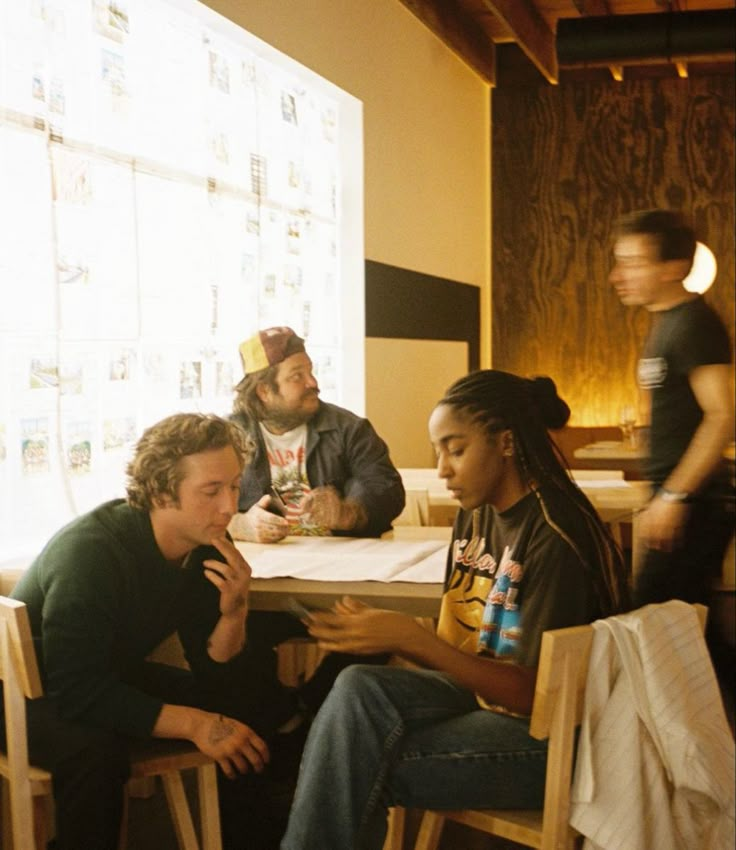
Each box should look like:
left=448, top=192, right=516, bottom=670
left=228, top=326, right=404, bottom=543
left=227, top=326, right=405, bottom=718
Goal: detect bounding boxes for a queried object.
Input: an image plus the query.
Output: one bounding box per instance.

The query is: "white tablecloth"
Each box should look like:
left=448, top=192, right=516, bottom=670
left=236, top=536, right=448, bottom=583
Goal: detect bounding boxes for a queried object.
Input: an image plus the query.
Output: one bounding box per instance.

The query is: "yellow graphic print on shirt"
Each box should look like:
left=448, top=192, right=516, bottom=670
left=437, top=533, right=524, bottom=659
left=437, top=529, right=526, bottom=714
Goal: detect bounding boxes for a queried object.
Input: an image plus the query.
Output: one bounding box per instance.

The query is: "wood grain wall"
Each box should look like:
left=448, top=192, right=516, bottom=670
left=491, top=71, right=735, bottom=426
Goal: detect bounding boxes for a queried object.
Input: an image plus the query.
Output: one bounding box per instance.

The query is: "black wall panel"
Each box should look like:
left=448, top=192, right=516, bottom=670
left=364, top=260, right=480, bottom=372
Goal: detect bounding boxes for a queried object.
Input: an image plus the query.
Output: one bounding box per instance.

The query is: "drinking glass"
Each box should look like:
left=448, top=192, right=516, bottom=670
left=619, top=405, right=637, bottom=449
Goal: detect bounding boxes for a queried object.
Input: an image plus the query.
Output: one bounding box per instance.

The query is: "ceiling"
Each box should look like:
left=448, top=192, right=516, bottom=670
left=398, top=0, right=736, bottom=85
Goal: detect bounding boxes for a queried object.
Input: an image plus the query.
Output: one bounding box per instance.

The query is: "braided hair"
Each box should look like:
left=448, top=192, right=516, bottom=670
left=437, top=370, right=629, bottom=616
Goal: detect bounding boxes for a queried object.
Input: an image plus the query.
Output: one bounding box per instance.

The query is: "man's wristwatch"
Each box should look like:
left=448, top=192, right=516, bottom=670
left=658, top=487, right=691, bottom=503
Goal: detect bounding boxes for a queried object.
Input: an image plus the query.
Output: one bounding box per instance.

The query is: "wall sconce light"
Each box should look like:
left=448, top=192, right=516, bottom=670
left=684, top=242, right=717, bottom=293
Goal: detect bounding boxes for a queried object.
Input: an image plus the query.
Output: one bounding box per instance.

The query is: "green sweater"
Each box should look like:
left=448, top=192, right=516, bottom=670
left=12, top=499, right=237, bottom=738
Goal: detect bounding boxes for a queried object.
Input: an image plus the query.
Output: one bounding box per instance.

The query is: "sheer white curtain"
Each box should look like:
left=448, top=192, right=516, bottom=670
left=0, top=0, right=362, bottom=564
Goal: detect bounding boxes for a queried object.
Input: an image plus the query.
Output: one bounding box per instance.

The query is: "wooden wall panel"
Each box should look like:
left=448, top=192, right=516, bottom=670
left=491, top=73, right=735, bottom=426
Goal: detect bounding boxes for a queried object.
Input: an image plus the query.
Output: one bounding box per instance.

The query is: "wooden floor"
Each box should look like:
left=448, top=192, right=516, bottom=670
left=124, top=785, right=525, bottom=849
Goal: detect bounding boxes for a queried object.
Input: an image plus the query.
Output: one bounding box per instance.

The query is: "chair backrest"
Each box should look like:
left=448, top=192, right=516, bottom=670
left=529, top=623, right=593, bottom=740
left=550, top=426, right=623, bottom=467
left=401, top=603, right=710, bottom=850
left=526, top=603, right=708, bottom=850
left=0, top=597, right=43, bottom=701
left=1, top=594, right=225, bottom=850
left=524, top=623, right=594, bottom=849
left=393, top=488, right=430, bottom=527
left=0, top=595, right=46, bottom=849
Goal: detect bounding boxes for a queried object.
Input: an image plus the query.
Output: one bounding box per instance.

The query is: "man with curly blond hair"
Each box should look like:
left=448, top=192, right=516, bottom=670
left=8, top=413, right=295, bottom=850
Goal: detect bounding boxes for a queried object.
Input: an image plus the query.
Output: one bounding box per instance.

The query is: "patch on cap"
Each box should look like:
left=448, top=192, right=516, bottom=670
left=239, top=326, right=305, bottom=374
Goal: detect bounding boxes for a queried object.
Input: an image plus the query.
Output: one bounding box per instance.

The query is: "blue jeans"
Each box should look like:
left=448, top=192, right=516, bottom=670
left=281, top=665, right=548, bottom=850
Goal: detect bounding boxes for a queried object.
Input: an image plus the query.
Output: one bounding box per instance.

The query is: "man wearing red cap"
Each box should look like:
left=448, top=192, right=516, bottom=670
left=229, top=326, right=405, bottom=543
left=227, top=326, right=405, bottom=718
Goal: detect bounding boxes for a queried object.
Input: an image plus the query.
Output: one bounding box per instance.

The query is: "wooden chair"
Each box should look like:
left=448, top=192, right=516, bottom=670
left=394, top=489, right=431, bottom=527
left=277, top=637, right=326, bottom=689
left=385, top=605, right=707, bottom=850
left=0, top=595, right=223, bottom=850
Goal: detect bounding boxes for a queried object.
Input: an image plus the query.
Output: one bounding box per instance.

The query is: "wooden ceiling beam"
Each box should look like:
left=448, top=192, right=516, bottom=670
left=399, top=0, right=497, bottom=84
left=480, top=0, right=558, bottom=83
left=573, top=2, right=616, bottom=83
left=572, top=0, right=612, bottom=15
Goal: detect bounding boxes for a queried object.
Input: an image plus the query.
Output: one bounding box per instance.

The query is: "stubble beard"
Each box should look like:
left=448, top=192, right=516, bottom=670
left=262, top=393, right=319, bottom=432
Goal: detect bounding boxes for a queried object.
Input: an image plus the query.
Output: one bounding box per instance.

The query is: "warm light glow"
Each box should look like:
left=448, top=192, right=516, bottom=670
left=684, top=242, right=717, bottom=293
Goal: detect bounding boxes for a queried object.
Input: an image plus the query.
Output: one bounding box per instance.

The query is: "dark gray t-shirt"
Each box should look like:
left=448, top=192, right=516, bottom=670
left=437, top=487, right=609, bottom=669
left=638, top=296, right=731, bottom=490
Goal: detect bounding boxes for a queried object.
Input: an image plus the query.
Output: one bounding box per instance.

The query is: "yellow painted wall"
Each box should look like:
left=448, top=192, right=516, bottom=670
left=365, top=338, right=468, bottom=467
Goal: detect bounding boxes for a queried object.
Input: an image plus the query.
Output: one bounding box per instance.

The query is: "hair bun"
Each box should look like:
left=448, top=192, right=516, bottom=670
left=529, top=376, right=571, bottom=430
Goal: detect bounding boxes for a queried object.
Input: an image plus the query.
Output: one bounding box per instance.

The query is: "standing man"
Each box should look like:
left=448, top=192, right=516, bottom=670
left=7, top=413, right=295, bottom=850
left=228, top=326, right=405, bottom=544
left=609, top=209, right=734, bottom=672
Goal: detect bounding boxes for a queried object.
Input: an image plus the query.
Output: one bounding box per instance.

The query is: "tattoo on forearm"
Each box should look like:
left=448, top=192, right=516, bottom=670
left=209, top=714, right=235, bottom=745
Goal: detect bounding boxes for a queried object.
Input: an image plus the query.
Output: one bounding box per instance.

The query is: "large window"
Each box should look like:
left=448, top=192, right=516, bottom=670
left=0, top=0, right=363, bottom=562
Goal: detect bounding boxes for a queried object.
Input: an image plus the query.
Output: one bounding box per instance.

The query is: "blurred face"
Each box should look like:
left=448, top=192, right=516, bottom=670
left=259, top=352, right=320, bottom=430
left=152, top=445, right=242, bottom=559
left=429, top=403, right=520, bottom=512
left=609, top=234, right=689, bottom=311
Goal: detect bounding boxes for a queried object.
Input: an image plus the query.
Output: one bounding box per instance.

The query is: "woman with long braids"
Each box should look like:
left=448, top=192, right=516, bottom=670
left=281, top=370, right=630, bottom=850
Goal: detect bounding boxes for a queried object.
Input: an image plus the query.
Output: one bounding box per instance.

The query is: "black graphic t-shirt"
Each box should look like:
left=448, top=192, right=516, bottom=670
left=638, top=296, right=731, bottom=488
left=437, top=488, right=607, bottom=710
